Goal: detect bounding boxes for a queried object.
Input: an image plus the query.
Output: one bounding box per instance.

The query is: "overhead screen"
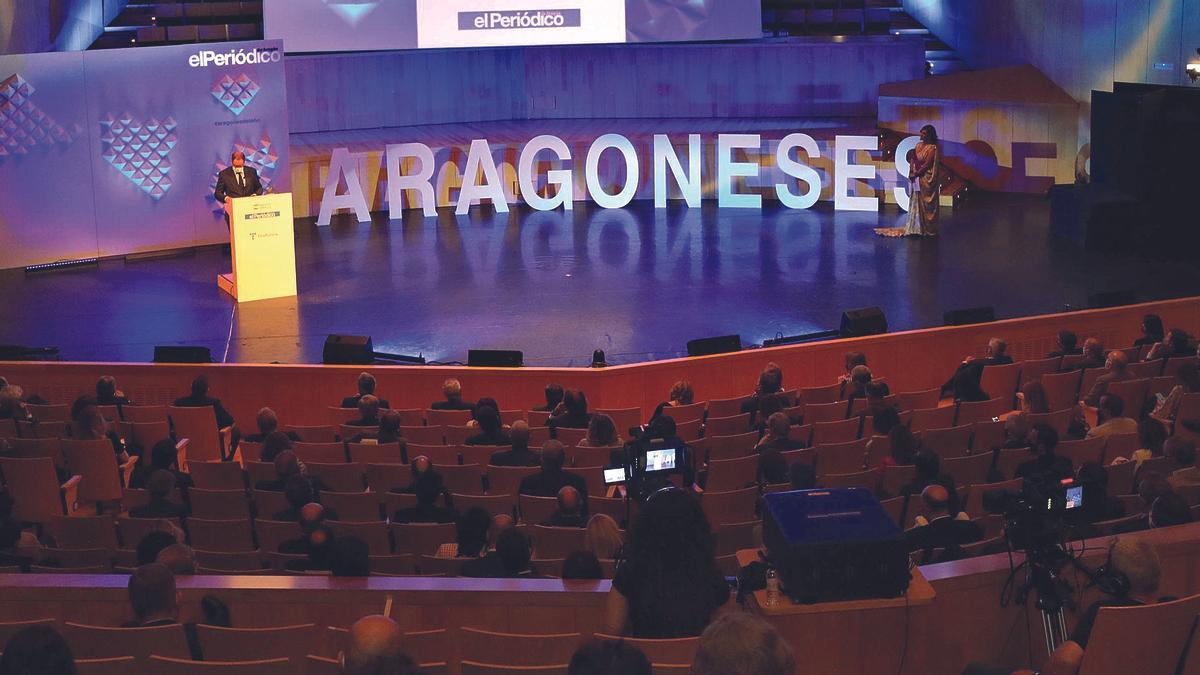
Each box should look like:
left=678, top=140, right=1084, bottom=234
left=265, top=0, right=763, bottom=53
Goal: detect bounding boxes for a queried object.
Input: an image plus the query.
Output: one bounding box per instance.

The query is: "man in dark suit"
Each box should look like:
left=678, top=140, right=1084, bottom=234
left=940, top=338, right=1013, bottom=396
left=490, top=421, right=539, bottom=467
left=392, top=473, right=457, bottom=524
left=1047, top=330, right=1083, bottom=358
left=540, top=486, right=588, bottom=527
left=905, top=484, right=982, bottom=564
left=345, top=395, right=382, bottom=428
left=461, top=528, right=536, bottom=578
left=173, top=375, right=235, bottom=430
left=755, top=413, right=806, bottom=454
left=214, top=151, right=264, bottom=229
left=341, top=372, right=390, bottom=410
left=241, top=407, right=301, bottom=444
left=1071, top=337, right=1107, bottom=372
left=430, top=378, right=474, bottom=411
left=1082, top=351, right=1135, bottom=407
left=518, top=440, right=588, bottom=502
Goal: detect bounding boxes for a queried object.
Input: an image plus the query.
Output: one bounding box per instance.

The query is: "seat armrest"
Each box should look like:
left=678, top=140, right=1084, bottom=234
left=119, top=455, right=139, bottom=488
left=60, top=474, right=83, bottom=515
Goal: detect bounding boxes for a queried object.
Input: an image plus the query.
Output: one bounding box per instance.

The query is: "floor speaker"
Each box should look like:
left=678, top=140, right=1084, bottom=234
left=943, top=306, right=996, bottom=326
left=468, top=349, right=523, bottom=367
left=686, top=335, right=742, bottom=357
left=1088, top=291, right=1138, bottom=309
left=323, top=334, right=375, bottom=365
left=153, top=346, right=212, bottom=363
left=839, top=308, right=887, bottom=338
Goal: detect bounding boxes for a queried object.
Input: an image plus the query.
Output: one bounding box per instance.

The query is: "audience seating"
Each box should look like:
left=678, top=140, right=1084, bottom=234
left=348, top=442, right=405, bottom=466
left=418, top=555, right=466, bottom=576
left=328, top=521, right=390, bottom=555
left=1056, top=437, right=1106, bottom=467
left=0, top=457, right=81, bottom=522
left=592, top=633, right=700, bottom=666
left=5, top=437, right=66, bottom=467
left=390, top=522, right=455, bottom=555
left=252, top=490, right=289, bottom=518
left=27, top=403, right=69, bottom=422
left=942, top=453, right=992, bottom=487
left=979, top=363, right=1021, bottom=405
left=426, top=410, right=472, bottom=427
left=436, top=464, right=485, bottom=495
left=194, top=623, right=317, bottom=662
left=1041, top=371, right=1083, bottom=411
left=187, top=518, right=255, bottom=552
left=74, top=657, right=138, bottom=675
left=281, top=424, right=337, bottom=443
left=704, top=455, right=758, bottom=492
left=47, top=515, right=118, bottom=550
left=705, top=413, right=752, bottom=437
left=707, top=396, right=749, bottom=419
left=63, top=622, right=192, bottom=660
left=803, top=401, right=848, bottom=424
left=194, top=549, right=265, bottom=571
left=306, top=462, right=364, bottom=492
left=1017, top=357, right=1060, bottom=385
left=62, top=439, right=131, bottom=510
left=714, top=520, right=758, bottom=556
left=910, top=406, right=956, bottom=433
left=168, top=406, right=230, bottom=463
left=369, top=554, right=416, bottom=575
left=460, top=627, right=580, bottom=667
left=659, top=402, right=705, bottom=423
left=814, top=438, right=868, bottom=475
left=700, top=486, right=757, bottom=526
left=970, top=421, right=1006, bottom=453
left=1076, top=593, right=1200, bottom=675
left=189, top=489, right=253, bottom=520
left=518, top=495, right=558, bottom=525
left=189, top=461, right=246, bottom=490
left=811, top=418, right=860, bottom=445
left=320, top=491, right=383, bottom=521
left=529, top=526, right=586, bottom=559
left=706, top=432, right=759, bottom=461
left=955, top=398, right=1009, bottom=426
left=1027, top=408, right=1073, bottom=437
left=292, top=443, right=348, bottom=465
left=800, top=383, right=840, bottom=405
left=919, top=425, right=972, bottom=458
left=148, top=656, right=290, bottom=674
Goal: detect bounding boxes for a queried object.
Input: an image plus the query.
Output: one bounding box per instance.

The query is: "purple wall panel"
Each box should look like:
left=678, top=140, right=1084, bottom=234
left=285, top=36, right=925, bottom=134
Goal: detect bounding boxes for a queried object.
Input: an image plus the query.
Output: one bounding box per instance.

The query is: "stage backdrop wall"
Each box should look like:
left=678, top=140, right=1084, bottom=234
left=285, top=37, right=925, bottom=134
left=0, top=0, right=128, bottom=54
left=0, top=41, right=290, bottom=269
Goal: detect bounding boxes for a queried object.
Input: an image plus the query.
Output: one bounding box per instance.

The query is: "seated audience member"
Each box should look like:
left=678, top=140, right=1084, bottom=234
left=1071, top=338, right=1106, bottom=372
left=130, top=471, right=189, bottom=520
left=1151, top=362, right=1200, bottom=422
left=1146, top=328, right=1193, bottom=361
left=136, top=531, right=180, bottom=567
left=124, top=563, right=205, bottom=661
left=1082, top=351, right=1134, bottom=407
left=838, top=351, right=868, bottom=391
left=1073, top=462, right=1126, bottom=524
left=1168, top=438, right=1200, bottom=489
left=466, top=397, right=502, bottom=429
left=330, top=536, right=370, bottom=577
left=1134, top=314, right=1165, bottom=347
left=95, top=375, right=134, bottom=407
left=342, top=615, right=422, bottom=675
left=0, top=518, right=35, bottom=571
left=692, top=612, right=796, bottom=675
left=606, top=488, right=730, bottom=638
left=341, top=372, right=390, bottom=410
left=906, top=485, right=982, bottom=563
left=259, top=430, right=295, bottom=463
left=431, top=378, right=474, bottom=411
left=345, top=395, right=382, bottom=428
left=789, top=462, right=817, bottom=490
left=549, top=389, right=593, bottom=430
left=1149, top=491, right=1193, bottom=528
left=535, top=383, right=565, bottom=413
left=255, top=451, right=302, bottom=491
left=436, top=507, right=492, bottom=559
left=941, top=338, right=1012, bottom=396
left=756, top=412, right=806, bottom=453
left=1016, top=424, right=1073, bottom=484
left=465, top=405, right=511, bottom=446
left=857, top=381, right=895, bottom=421
left=393, top=471, right=457, bottom=524
left=0, top=385, right=32, bottom=422
left=542, top=486, right=588, bottom=527
left=562, top=550, right=605, bottom=580
left=462, top=527, right=536, bottom=578
left=579, top=413, right=622, bottom=448
left=950, top=368, right=991, bottom=403
left=758, top=449, right=789, bottom=485
left=901, top=451, right=960, bottom=512
left=156, top=543, right=197, bottom=576
left=846, top=366, right=889, bottom=404
left=348, top=408, right=405, bottom=446
left=242, top=407, right=300, bottom=444
left=173, top=375, right=235, bottom=429
left=1113, top=418, right=1169, bottom=467
left=129, top=438, right=194, bottom=491
left=569, top=640, right=651, bottom=675
left=879, top=423, right=921, bottom=469
left=1086, top=394, right=1139, bottom=439
left=1001, top=412, right=1032, bottom=450
left=741, top=368, right=786, bottom=424
left=585, top=514, right=625, bottom=560
left=71, top=400, right=129, bottom=462
left=651, top=380, right=695, bottom=421
left=275, top=475, right=318, bottom=521
left=1048, top=330, right=1082, bottom=358
left=1017, top=381, right=1051, bottom=415
left=0, top=625, right=77, bottom=675
left=519, top=440, right=589, bottom=500
left=490, top=421, right=539, bottom=466
left=279, top=503, right=334, bottom=555
left=284, top=525, right=337, bottom=572
left=965, top=539, right=1166, bottom=675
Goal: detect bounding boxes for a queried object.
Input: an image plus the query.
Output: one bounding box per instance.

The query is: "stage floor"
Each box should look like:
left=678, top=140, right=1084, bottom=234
left=2, top=194, right=1198, bottom=366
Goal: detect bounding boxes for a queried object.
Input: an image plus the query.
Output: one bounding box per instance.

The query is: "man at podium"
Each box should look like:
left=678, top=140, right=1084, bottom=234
left=214, top=151, right=264, bottom=228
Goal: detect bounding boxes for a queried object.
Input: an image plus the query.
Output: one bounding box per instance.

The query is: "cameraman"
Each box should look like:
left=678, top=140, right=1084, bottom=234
left=1015, top=425, right=1073, bottom=484
left=964, top=539, right=1165, bottom=675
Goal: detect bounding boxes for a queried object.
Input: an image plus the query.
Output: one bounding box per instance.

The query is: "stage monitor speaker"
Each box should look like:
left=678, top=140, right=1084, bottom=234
left=943, top=306, right=996, bottom=326
left=153, top=346, right=212, bottom=363
left=762, top=488, right=910, bottom=604
left=1088, top=290, right=1138, bottom=309
left=686, top=335, right=742, bottom=357
left=468, top=349, right=523, bottom=368
left=0, top=345, right=60, bottom=362
left=323, top=334, right=374, bottom=365
left=839, top=307, right=887, bottom=338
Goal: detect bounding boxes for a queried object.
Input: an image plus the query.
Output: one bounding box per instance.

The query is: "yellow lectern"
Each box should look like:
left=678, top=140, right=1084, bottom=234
left=217, top=192, right=296, bottom=303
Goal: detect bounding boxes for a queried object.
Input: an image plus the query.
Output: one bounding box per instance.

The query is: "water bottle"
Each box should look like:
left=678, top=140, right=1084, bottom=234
left=765, top=567, right=780, bottom=607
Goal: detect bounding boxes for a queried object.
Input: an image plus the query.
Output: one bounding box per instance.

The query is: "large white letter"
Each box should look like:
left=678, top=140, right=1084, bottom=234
left=653, top=134, right=701, bottom=208
left=317, top=147, right=371, bottom=225
left=518, top=134, right=573, bottom=211
left=585, top=134, right=638, bottom=209
left=386, top=143, right=437, bottom=218
left=834, top=135, right=879, bottom=212
left=717, top=134, right=761, bottom=209
left=456, top=139, right=509, bottom=216
left=892, top=135, right=920, bottom=212
left=775, top=133, right=822, bottom=210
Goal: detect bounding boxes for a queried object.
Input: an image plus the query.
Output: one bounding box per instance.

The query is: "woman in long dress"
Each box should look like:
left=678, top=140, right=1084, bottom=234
left=876, top=124, right=940, bottom=237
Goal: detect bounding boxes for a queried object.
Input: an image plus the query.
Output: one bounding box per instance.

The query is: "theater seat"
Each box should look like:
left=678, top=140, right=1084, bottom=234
left=147, top=656, right=290, bottom=675
left=194, top=623, right=317, bottom=662
left=63, top=622, right=192, bottom=660
left=75, top=657, right=138, bottom=675
left=460, top=627, right=581, bottom=667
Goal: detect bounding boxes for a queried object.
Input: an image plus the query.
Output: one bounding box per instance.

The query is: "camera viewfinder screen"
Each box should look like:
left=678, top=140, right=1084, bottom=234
left=604, top=467, right=627, bottom=484
left=1065, top=485, right=1083, bottom=509
left=645, top=447, right=676, bottom=472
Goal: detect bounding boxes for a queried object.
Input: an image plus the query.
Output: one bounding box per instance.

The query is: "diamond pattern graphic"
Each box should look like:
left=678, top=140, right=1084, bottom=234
left=323, top=0, right=380, bottom=26
left=99, top=113, right=177, bottom=200
left=0, top=73, right=80, bottom=159
left=209, top=132, right=279, bottom=213
left=211, top=73, right=260, bottom=116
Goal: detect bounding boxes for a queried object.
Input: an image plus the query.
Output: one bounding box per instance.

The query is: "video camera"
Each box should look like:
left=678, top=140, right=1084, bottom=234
left=606, top=419, right=689, bottom=501
left=983, top=476, right=1085, bottom=553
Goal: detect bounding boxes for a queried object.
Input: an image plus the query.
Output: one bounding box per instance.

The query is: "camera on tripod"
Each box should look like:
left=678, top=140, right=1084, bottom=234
left=983, top=476, right=1086, bottom=553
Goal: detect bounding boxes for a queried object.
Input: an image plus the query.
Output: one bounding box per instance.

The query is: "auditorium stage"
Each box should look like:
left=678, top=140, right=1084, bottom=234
left=2, top=193, right=1198, bottom=367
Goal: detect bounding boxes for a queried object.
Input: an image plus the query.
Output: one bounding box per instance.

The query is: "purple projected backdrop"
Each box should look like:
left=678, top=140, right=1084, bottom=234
left=0, top=40, right=290, bottom=269
left=266, top=0, right=761, bottom=53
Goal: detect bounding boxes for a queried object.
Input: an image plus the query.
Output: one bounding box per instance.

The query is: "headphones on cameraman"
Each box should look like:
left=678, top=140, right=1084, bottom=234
left=1092, top=539, right=1132, bottom=597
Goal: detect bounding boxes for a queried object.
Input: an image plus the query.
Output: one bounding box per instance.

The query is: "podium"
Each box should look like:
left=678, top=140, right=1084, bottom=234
left=217, top=192, right=297, bottom=303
